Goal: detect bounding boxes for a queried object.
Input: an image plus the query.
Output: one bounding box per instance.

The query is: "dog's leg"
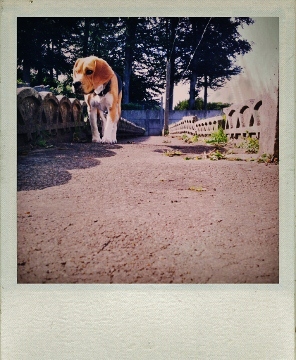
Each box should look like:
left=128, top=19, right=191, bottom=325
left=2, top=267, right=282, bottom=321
left=111, top=122, right=118, bottom=143
left=89, top=107, right=101, bottom=143
left=99, top=110, right=107, bottom=137
left=101, top=116, right=116, bottom=144
left=101, top=106, right=119, bottom=144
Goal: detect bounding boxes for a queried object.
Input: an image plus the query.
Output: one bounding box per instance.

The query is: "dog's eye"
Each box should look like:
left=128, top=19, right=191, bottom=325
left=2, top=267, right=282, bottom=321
left=86, top=70, right=93, bottom=75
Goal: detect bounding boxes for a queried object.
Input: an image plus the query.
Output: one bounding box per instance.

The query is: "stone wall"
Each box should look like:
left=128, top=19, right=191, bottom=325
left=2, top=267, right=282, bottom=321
left=18, top=86, right=278, bottom=157
left=169, top=92, right=279, bottom=157
left=17, top=87, right=146, bottom=146
left=122, top=109, right=222, bottom=136
left=121, top=110, right=162, bottom=136
left=17, top=86, right=222, bottom=143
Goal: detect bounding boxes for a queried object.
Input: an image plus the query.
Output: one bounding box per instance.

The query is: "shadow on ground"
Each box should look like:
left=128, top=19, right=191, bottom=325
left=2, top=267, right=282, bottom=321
left=17, top=142, right=122, bottom=191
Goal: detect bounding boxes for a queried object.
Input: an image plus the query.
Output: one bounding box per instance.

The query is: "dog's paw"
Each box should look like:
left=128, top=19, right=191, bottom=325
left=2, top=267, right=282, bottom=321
left=102, top=137, right=116, bottom=144
left=92, top=137, right=102, bottom=143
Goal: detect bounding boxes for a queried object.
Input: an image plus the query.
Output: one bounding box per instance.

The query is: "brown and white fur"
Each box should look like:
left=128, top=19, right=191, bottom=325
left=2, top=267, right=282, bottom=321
left=72, top=56, right=122, bottom=144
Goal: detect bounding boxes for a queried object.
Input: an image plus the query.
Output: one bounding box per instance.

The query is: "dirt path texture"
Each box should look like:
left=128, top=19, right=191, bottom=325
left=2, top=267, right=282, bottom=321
left=17, top=135, right=279, bottom=284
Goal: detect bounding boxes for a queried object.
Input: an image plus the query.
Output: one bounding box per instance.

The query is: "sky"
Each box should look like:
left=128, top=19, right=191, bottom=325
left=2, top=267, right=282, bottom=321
left=173, top=17, right=279, bottom=106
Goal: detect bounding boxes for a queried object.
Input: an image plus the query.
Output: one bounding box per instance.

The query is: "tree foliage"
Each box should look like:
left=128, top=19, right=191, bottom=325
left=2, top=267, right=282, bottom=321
left=179, top=17, right=254, bottom=109
left=174, top=97, right=231, bottom=110
left=17, top=17, right=253, bottom=109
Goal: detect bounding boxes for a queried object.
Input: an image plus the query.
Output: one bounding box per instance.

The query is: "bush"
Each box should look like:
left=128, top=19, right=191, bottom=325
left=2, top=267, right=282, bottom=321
left=237, top=132, right=259, bottom=153
left=245, top=136, right=259, bottom=154
left=174, top=97, right=231, bottom=111
left=50, top=79, right=76, bottom=97
left=174, top=98, right=203, bottom=110
left=206, top=127, right=228, bottom=145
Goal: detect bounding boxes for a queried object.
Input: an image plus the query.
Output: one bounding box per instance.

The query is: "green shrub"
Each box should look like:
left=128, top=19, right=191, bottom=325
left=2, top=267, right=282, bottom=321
left=237, top=133, right=259, bottom=153
left=245, top=137, right=259, bottom=153
left=208, top=149, right=226, bottom=161
left=190, top=134, right=199, bottom=143
left=174, top=98, right=230, bottom=111
left=206, top=127, right=228, bottom=145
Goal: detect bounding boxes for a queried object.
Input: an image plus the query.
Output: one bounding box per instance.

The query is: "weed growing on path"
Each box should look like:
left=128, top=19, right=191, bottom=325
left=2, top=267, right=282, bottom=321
left=257, top=153, right=278, bottom=164
left=181, top=134, right=199, bottom=144
left=208, top=149, right=226, bottom=161
left=163, top=150, right=183, bottom=157
left=237, top=133, right=259, bottom=153
left=184, top=156, right=201, bottom=160
left=188, top=186, right=207, bottom=192
left=206, top=127, right=228, bottom=146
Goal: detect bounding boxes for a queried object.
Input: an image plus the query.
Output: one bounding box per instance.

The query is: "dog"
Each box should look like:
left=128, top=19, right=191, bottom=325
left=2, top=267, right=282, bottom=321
left=72, top=56, right=122, bottom=144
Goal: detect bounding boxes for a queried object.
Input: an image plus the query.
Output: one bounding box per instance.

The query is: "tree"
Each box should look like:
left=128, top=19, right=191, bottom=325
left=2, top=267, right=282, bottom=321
left=174, top=97, right=230, bottom=110
left=121, top=18, right=139, bottom=104
left=164, top=17, right=180, bottom=110
left=17, top=17, right=253, bottom=110
left=17, top=17, right=80, bottom=85
left=182, top=17, right=253, bottom=110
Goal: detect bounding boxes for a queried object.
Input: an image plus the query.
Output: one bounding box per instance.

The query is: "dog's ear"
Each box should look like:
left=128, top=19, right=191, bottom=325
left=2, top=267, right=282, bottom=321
left=93, top=58, right=114, bottom=87
left=73, top=58, right=82, bottom=74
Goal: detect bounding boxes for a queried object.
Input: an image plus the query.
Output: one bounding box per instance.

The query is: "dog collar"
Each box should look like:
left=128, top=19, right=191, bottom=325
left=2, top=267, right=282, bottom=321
left=94, top=80, right=111, bottom=97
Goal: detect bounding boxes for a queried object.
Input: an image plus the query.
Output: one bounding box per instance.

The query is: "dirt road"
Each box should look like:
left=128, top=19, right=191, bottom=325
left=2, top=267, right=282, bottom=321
left=17, top=136, right=279, bottom=283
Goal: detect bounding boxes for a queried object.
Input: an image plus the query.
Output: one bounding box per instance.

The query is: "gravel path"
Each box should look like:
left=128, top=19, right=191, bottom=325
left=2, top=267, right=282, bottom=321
left=17, top=136, right=279, bottom=283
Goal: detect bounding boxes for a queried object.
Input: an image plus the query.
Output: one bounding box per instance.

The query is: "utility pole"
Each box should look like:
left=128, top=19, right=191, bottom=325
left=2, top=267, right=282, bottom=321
left=162, top=61, right=171, bottom=135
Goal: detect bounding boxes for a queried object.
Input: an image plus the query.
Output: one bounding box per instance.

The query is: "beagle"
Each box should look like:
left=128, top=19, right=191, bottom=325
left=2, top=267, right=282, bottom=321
left=72, top=56, right=122, bottom=143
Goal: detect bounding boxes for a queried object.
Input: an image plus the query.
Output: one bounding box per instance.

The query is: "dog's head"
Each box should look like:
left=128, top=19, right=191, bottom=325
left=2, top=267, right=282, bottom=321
left=72, top=56, right=114, bottom=95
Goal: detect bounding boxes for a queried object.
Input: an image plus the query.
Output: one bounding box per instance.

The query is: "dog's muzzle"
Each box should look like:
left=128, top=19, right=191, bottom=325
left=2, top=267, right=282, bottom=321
left=72, top=81, right=83, bottom=93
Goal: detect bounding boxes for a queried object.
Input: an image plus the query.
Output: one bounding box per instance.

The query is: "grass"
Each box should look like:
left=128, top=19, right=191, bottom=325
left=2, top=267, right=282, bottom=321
left=181, top=134, right=199, bottom=143
left=245, top=137, right=259, bottom=153
left=257, top=153, right=277, bottom=164
left=189, top=134, right=199, bottom=143
left=33, top=131, right=54, bottom=148
left=205, top=127, right=228, bottom=145
left=184, top=156, right=201, bottom=160
left=163, top=150, right=183, bottom=157
left=237, top=133, right=259, bottom=153
left=208, top=149, right=226, bottom=161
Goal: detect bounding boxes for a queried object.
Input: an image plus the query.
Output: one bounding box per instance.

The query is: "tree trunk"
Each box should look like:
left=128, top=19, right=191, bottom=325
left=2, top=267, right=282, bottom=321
left=46, top=40, right=54, bottom=84
left=82, top=18, right=90, bottom=57
left=203, top=75, right=208, bottom=110
left=164, top=61, right=171, bottom=134
left=123, top=44, right=132, bottom=104
left=188, top=18, right=199, bottom=110
left=123, top=18, right=138, bottom=104
left=167, top=17, right=178, bottom=111
left=189, top=71, right=197, bottom=109
left=22, top=57, right=31, bottom=84
left=37, top=63, right=43, bottom=84
left=169, top=54, right=175, bottom=110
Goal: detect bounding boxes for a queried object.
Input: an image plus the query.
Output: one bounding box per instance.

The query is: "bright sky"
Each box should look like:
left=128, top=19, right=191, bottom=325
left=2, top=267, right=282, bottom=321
left=173, top=17, right=279, bottom=106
